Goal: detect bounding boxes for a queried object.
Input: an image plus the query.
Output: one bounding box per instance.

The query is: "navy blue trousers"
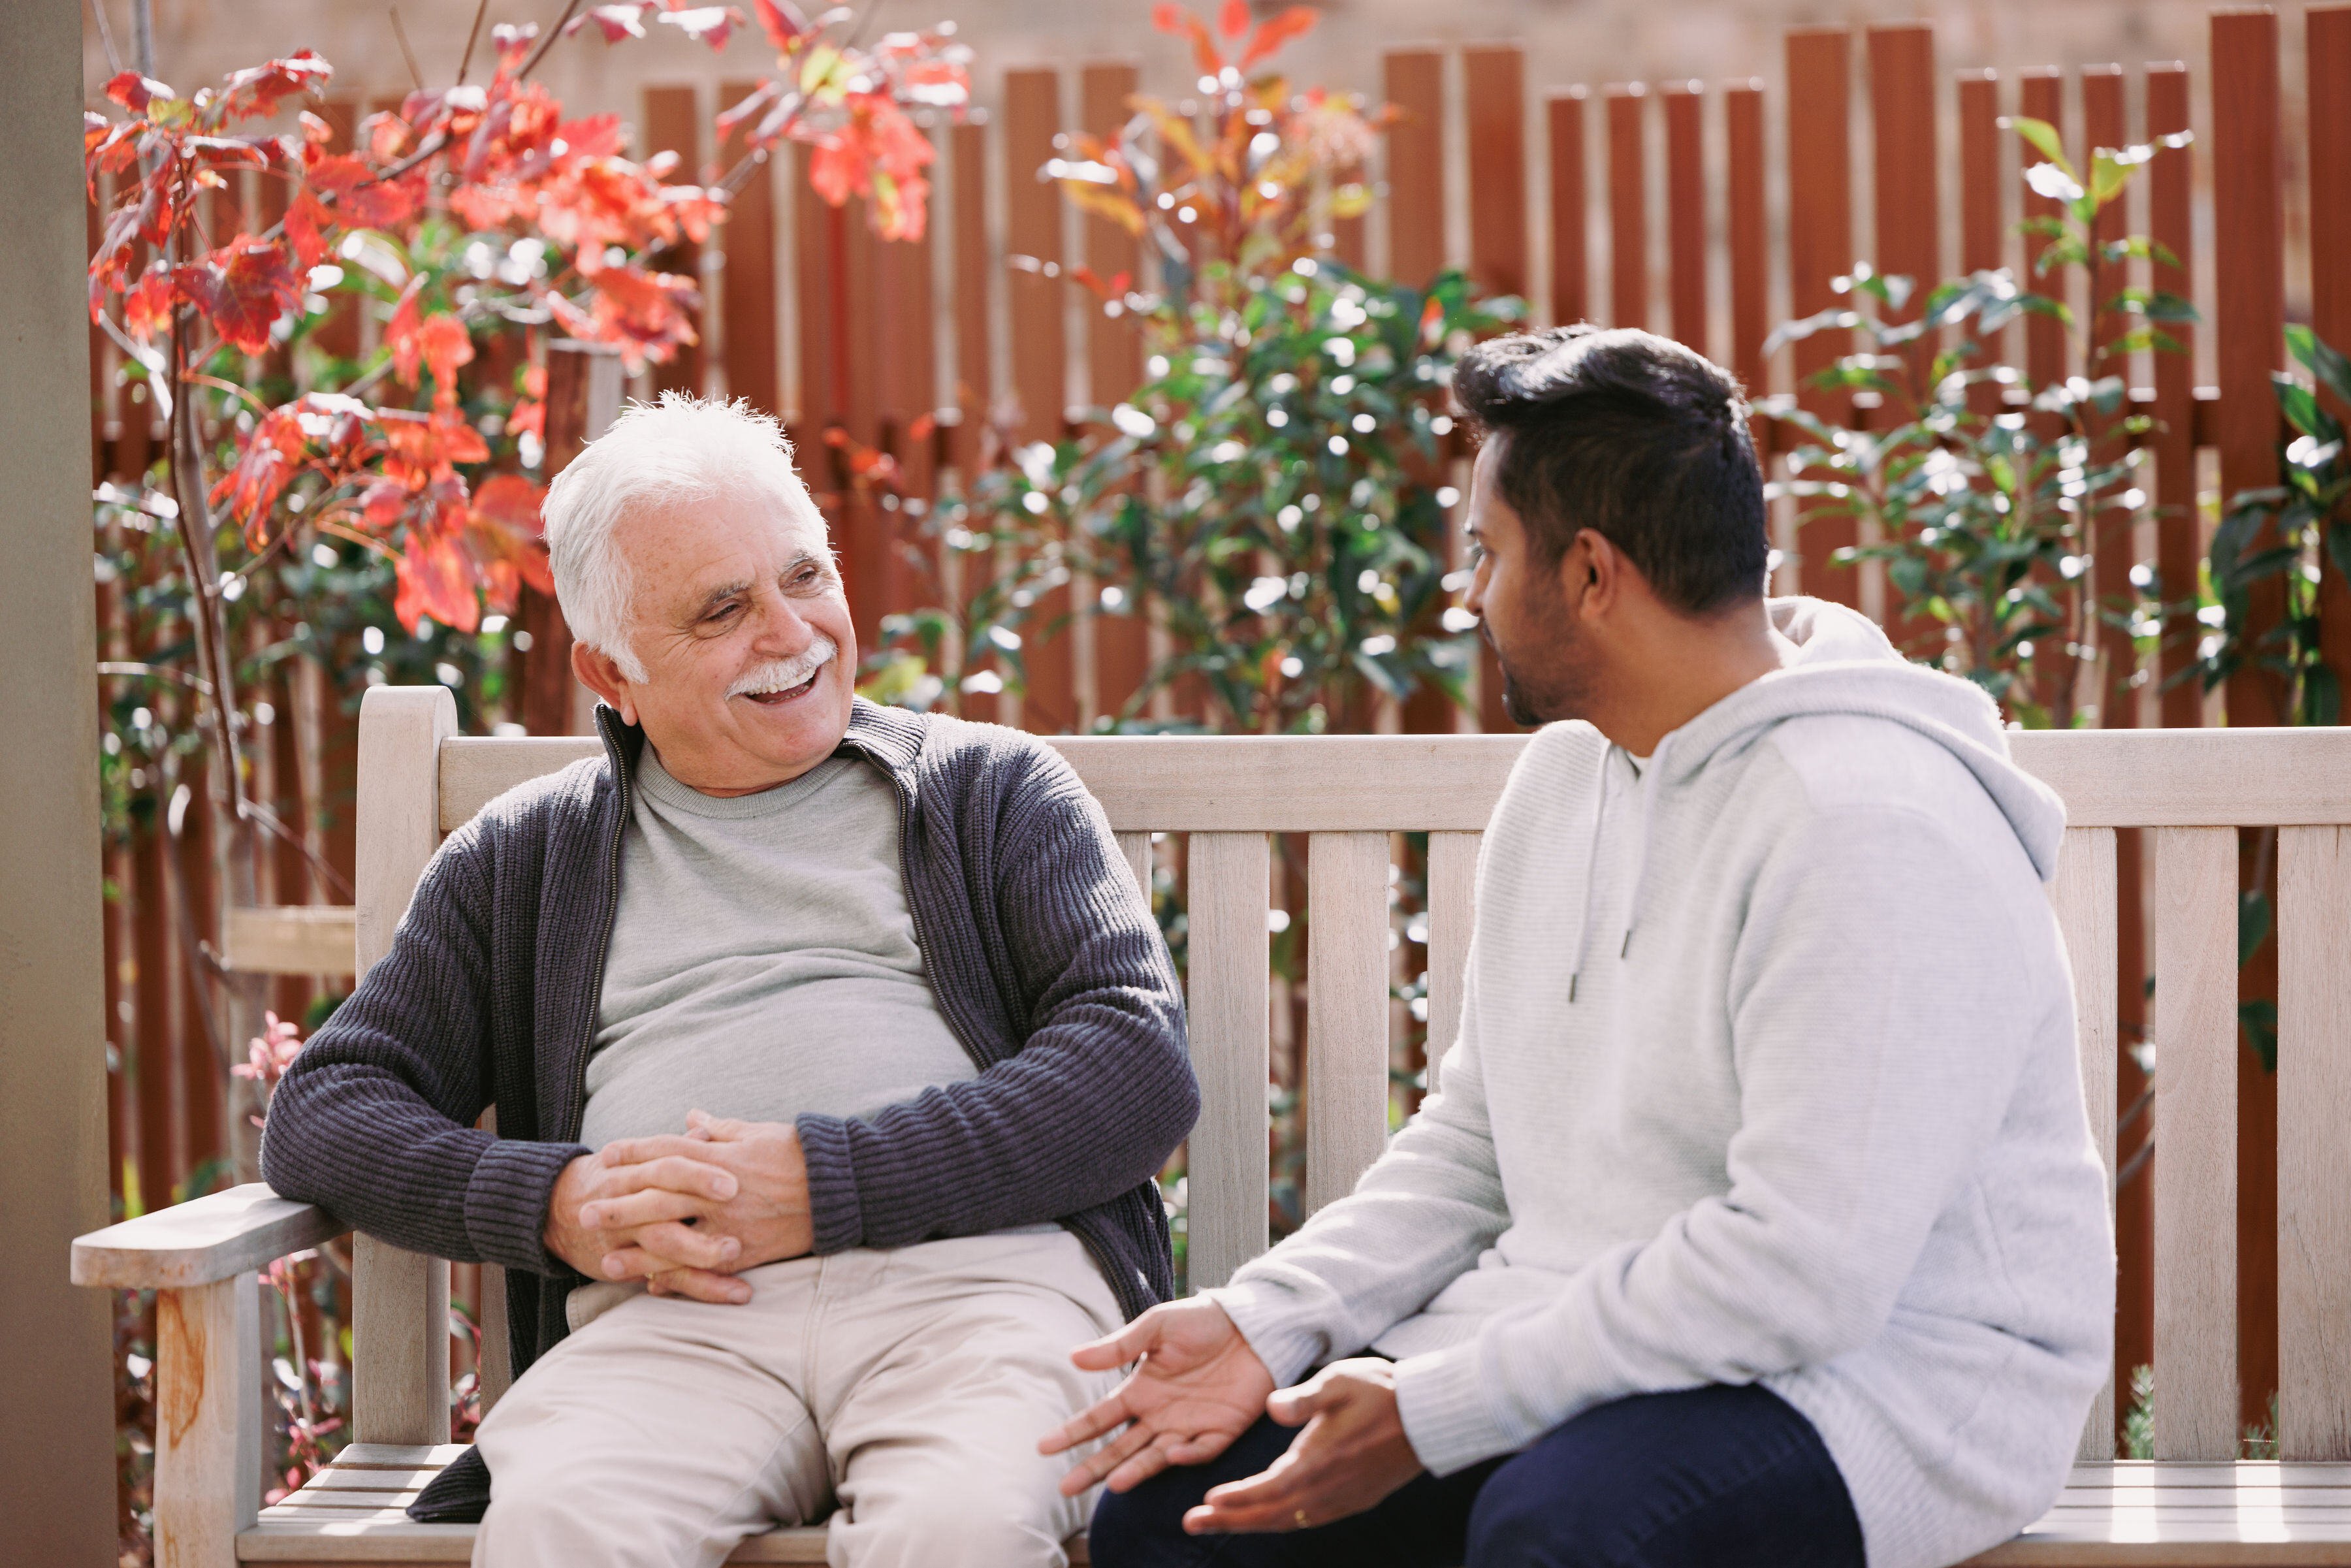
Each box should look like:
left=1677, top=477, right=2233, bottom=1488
left=1087, top=1383, right=1866, bottom=1568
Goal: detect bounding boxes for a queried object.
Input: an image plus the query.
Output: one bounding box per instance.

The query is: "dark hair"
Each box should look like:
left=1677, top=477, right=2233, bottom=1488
left=1452, top=325, right=1768, bottom=616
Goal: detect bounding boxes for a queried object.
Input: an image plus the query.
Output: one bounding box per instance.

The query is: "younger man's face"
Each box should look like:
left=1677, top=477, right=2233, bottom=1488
left=1461, top=433, right=1597, bottom=728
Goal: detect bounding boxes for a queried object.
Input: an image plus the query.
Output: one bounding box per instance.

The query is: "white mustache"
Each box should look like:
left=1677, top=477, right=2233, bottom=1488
left=726, top=637, right=838, bottom=697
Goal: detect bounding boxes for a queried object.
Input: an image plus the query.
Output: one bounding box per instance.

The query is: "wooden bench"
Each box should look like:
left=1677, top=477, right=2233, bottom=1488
left=72, top=686, right=2351, bottom=1565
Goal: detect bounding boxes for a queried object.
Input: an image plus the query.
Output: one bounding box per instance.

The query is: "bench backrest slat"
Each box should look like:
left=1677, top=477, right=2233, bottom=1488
left=352, top=690, right=457, bottom=1449
left=364, top=700, right=2351, bottom=1460
left=2151, top=825, right=2244, bottom=1461
left=2278, top=826, right=2351, bottom=1461
left=1304, top=832, right=1395, bottom=1216
left=1183, top=832, right=1273, bottom=1290
left=2054, top=826, right=2120, bottom=1461
left=1424, top=833, right=1482, bottom=1101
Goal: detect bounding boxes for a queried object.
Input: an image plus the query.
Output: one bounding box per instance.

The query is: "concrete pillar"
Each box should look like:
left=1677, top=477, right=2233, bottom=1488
left=0, top=1, right=121, bottom=1561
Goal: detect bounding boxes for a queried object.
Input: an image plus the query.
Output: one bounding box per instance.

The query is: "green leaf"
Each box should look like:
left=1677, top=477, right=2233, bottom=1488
left=1762, top=306, right=1862, bottom=359
left=2286, top=323, right=2351, bottom=411
left=2003, top=116, right=2072, bottom=176
left=2015, top=292, right=2077, bottom=328
left=2028, top=234, right=2090, bottom=276
left=2275, top=377, right=2336, bottom=443
left=2089, top=148, right=2137, bottom=206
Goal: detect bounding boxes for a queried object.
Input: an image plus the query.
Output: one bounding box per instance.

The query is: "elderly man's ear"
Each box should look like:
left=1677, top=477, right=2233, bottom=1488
left=573, top=639, right=638, bottom=726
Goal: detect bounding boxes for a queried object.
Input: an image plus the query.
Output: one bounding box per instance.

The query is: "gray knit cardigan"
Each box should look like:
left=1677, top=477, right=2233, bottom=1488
left=259, top=697, right=1196, bottom=1521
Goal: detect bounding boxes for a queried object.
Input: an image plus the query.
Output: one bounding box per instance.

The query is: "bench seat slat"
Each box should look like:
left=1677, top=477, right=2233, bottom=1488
left=241, top=1519, right=1089, bottom=1563
left=245, top=1461, right=2351, bottom=1562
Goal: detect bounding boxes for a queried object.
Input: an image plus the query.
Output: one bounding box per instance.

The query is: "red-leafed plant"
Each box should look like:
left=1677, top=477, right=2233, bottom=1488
left=86, top=8, right=964, bottom=1558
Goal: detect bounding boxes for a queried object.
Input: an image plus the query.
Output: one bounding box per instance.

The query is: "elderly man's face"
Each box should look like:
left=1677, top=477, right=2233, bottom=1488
left=573, top=482, right=857, bottom=796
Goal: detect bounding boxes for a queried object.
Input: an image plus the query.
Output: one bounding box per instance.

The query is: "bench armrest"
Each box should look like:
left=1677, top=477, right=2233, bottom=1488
left=71, top=1182, right=347, bottom=1289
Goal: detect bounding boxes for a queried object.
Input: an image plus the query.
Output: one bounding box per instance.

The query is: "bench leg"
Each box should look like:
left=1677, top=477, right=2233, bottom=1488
left=154, top=1273, right=262, bottom=1568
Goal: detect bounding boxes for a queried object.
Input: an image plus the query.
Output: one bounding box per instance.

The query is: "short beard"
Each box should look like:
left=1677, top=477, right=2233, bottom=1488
left=1488, top=579, right=1593, bottom=728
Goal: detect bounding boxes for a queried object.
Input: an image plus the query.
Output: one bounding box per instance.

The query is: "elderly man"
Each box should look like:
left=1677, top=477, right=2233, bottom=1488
left=260, top=392, right=1197, bottom=1568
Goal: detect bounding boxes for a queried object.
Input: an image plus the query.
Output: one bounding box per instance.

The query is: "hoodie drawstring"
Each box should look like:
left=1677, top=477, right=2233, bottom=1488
left=1568, top=737, right=1671, bottom=1002
left=1618, top=733, right=1671, bottom=963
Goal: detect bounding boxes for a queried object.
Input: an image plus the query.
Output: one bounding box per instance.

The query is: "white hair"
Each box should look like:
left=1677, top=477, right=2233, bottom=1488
left=541, top=391, right=830, bottom=684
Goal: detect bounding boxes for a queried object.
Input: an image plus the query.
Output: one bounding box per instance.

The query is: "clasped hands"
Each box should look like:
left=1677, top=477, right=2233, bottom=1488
left=1037, top=1297, right=1425, bottom=1535
left=542, top=1110, right=814, bottom=1304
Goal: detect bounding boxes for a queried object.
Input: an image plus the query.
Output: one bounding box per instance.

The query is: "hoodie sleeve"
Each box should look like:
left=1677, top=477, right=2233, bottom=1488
left=1206, top=935, right=1513, bottom=1386
left=1388, top=804, right=2049, bottom=1475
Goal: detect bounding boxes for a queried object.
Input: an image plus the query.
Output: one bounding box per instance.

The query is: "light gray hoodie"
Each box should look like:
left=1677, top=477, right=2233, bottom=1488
left=1212, top=597, right=2115, bottom=1568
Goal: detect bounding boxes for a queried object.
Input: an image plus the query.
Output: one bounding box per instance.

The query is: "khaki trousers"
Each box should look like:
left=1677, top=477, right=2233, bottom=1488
left=472, top=1228, right=1123, bottom=1568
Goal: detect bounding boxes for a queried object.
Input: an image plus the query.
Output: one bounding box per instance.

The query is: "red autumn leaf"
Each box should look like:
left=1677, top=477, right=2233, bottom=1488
left=299, top=110, right=336, bottom=145
left=1238, top=5, right=1319, bottom=70
left=122, top=263, right=180, bottom=342
left=178, top=236, right=302, bottom=355
left=285, top=187, right=335, bottom=270
left=469, top=473, right=555, bottom=595
left=393, top=526, right=480, bottom=634
left=754, top=0, right=809, bottom=52
left=567, top=3, right=648, bottom=42
left=105, top=72, right=176, bottom=115
left=366, top=111, right=411, bottom=161
left=210, top=404, right=309, bottom=541
left=359, top=477, right=409, bottom=528
left=661, top=185, right=730, bottom=245
left=555, top=114, right=626, bottom=160
left=1152, top=5, right=1224, bottom=76
left=1219, top=0, right=1249, bottom=38
left=304, top=150, right=419, bottom=229
left=655, top=5, right=744, bottom=50
left=84, top=116, right=142, bottom=184
left=471, top=473, right=545, bottom=539
left=217, top=52, right=333, bottom=122
left=387, top=276, right=426, bottom=381
left=490, top=22, right=539, bottom=70
left=807, top=135, right=857, bottom=206
left=449, top=182, right=528, bottom=231
left=415, top=315, right=477, bottom=404
left=379, top=408, right=488, bottom=487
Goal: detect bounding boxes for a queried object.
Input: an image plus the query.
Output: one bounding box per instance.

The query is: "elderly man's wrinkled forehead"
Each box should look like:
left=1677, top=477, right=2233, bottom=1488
left=614, top=473, right=832, bottom=564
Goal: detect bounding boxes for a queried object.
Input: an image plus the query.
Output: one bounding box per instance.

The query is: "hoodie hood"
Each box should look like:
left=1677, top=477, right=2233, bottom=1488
left=1654, top=597, right=2068, bottom=883
left=1559, top=597, right=2070, bottom=1004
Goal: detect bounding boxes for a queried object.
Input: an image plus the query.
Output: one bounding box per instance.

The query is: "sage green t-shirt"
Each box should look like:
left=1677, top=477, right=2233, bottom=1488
left=577, top=746, right=980, bottom=1149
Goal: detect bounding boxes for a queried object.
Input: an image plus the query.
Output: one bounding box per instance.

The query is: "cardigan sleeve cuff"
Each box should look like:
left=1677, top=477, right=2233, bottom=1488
left=1392, top=1338, right=1516, bottom=1478
left=796, top=1113, right=865, bottom=1255
left=463, top=1136, right=588, bottom=1275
